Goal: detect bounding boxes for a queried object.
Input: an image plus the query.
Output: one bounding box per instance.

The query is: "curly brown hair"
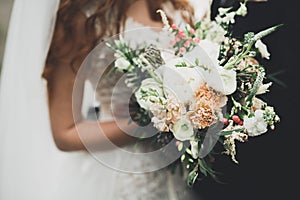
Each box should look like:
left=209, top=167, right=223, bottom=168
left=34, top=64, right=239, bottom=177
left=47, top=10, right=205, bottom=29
left=43, top=0, right=195, bottom=79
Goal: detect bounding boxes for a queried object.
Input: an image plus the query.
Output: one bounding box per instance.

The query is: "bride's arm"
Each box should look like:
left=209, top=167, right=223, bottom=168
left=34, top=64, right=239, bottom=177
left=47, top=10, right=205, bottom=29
left=46, top=61, right=136, bottom=152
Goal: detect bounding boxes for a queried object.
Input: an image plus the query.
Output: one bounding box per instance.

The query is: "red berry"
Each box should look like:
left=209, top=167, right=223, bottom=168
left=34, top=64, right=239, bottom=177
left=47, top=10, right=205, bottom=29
left=232, top=115, right=241, bottom=123
left=222, top=118, right=229, bottom=126
left=238, top=120, right=243, bottom=126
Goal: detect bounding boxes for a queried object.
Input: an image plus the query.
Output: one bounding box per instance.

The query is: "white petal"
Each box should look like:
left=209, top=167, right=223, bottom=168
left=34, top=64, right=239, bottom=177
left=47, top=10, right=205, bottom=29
left=255, top=40, right=270, bottom=59
left=218, top=68, right=237, bottom=95
left=186, top=40, right=220, bottom=66
left=185, top=43, right=236, bottom=95
left=190, top=140, right=199, bottom=159
left=256, top=121, right=268, bottom=134
left=115, top=57, right=131, bottom=71
left=256, top=82, right=273, bottom=95
left=255, top=109, right=264, bottom=119
left=171, top=118, right=194, bottom=141
left=135, top=78, right=163, bottom=110
left=162, top=58, right=204, bottom=104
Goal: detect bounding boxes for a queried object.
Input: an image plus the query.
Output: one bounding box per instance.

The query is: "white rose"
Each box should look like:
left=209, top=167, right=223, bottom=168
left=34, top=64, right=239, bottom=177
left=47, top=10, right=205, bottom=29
left=185, top=44, right=237, bottom=95
left=255, top=40, right=270, bottom=59
left=171, top=117, right=194, bottom=141
left=200, top=65, right=237, bottom=95
left=244, top=110, right=268, bottom=137
left=161, top=58, right=204, bottom=104
left=135, top=78, right=164, bottom=110
left=185, top=40, right=220, bottom=68
left=197, top=39, right=220, bottom=64
left=115, top=57, right=132, bottom=71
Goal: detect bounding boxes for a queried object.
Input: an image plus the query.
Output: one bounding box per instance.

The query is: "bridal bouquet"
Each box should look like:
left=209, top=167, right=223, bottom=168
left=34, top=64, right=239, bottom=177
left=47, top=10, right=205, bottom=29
left=106, top=2, right=281, bottom=187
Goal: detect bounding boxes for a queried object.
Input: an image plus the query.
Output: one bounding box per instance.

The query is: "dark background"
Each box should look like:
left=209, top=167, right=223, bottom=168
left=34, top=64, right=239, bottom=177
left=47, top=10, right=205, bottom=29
left=194, top=0, right=299, bottom=199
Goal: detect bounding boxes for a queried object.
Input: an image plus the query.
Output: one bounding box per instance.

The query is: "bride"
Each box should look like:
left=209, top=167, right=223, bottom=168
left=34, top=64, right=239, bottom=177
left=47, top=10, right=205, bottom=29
left=0, top=0, right=212, bottom=199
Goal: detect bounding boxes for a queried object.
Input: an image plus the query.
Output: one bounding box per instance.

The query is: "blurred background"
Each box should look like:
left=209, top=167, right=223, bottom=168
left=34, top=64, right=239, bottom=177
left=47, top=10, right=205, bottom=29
left=0, top=0, right=13, bottom=72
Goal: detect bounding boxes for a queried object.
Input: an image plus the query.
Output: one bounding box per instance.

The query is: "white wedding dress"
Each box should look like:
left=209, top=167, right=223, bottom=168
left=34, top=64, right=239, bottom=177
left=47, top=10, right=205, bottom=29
left=0, top=0, right=211, bottom=200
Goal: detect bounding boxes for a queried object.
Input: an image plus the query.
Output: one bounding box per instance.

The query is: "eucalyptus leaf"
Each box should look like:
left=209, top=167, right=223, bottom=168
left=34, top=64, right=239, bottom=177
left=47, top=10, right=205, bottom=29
left=187, top=168, right=199, bottom=187
left=181, top=154, right=186, bottom=162
left=253, top=24, right=283, bottom=42
left=219, top=128, right=244, bottom=136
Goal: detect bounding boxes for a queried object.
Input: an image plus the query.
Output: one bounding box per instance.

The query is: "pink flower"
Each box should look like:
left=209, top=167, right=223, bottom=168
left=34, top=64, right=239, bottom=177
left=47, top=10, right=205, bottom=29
left=189, top=29, right=196, bottom=35
left=179, top=47, right=186, bottom=54
left=171, top=24, right=177, bottom=30
left=184, top=40, right=191, bottom=47
left=177, top=30, right=186, bottom=39
left=180, top=32, right=187, bottom=39
left=175, top=35, right=181, bottom=42
left=193, top=38, right=200, bottom=44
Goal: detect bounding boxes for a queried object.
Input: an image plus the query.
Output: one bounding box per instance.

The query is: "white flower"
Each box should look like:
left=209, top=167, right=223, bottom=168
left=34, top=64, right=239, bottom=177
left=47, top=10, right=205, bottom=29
left=170, top=117, right=194, bottom=141
left=218, top=7, right=232, bottom=16
left=255, top=40, right=270, bottom=59
left=190, top=140, right=199, bottom=159
left=197, top=39, right=220, bottom=64
left=236, top=3, right=247, bottom=16
left=224, top=12, right=236, bottom=24
left=135, top=78, right=164, bottom=110
left=223, top=131, right=248, bottom=163
left=215, top=67, right=237, bottom=95
left=151, top=116, right=169, bottom=132
left=256, top=82, right=273, bottom=95
left=195, top=19, right=226, bottom=44
left=114, top=57, right=132, bottom=71
left=185, top=43, right=237, bottom=95
left=185, top=39, right=220, bottom=66
left=244, top=110, right=268, bottom=137
left=216, top=12, right=235, bottom=24
left=161, top=58, right=204, bottom=104
left=252, top=97, right=266, bottom=111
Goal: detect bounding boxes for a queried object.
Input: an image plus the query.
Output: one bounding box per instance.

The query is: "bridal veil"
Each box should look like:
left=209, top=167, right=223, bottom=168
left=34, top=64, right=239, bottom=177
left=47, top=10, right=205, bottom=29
left=0, top=1, right=62, bottom=199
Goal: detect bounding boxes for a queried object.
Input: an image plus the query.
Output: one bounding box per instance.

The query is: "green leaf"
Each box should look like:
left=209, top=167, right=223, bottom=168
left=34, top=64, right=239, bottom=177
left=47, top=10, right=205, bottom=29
left=187, top=168, right=199, bottom=187
left=185, top=148, right=192, bottom=155
left=194, top=21, right=201, bottom=30
left=199, top=165, right=207, bottom=176
left=246, top=71, right=265, bottom=103
left=267, top=71, right=287, bottom=88
left=219, top=129, right=244, bottom=136
left=253, top=24, right=283, bottom=42
left=181, top=154, right=186, bottom=162
left=177, top=142, right=183, bottom=151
